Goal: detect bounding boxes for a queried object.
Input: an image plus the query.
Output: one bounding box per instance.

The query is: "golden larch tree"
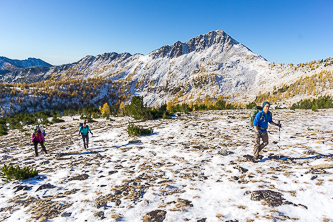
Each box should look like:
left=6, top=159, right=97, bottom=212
left=101, top=103, right=111, bottom=116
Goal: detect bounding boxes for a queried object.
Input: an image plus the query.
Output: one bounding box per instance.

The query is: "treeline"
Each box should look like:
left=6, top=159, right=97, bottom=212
left=255, top=70, right=333, bottom=104
left=0, top=111, right=51, bottom=136
left=1, top=95, right=240, bottom=136
left=122, top=96, right=238, bottom=120
left=0, top=77, right=117, bottom=116
left=290, top=96, right=333, bottom=111
left=2, top=94, right=333, bottom=136
left=0, top=106, right=101, bottom=136
left=269, top=57, right=333, bottom=70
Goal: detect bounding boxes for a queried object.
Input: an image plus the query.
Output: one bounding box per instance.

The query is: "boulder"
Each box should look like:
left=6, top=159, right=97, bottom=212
left=36, top=183, right=56, bottom=192
left=70, top=174, right=89, bottom=181
left=143, top=210, right=167, bottom=222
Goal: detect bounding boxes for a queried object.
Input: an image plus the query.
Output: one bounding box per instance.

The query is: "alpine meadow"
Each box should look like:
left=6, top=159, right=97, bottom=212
left=1, top=29, right=333, bottom=222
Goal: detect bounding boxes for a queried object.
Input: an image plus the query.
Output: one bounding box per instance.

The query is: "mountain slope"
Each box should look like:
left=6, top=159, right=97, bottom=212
left=0, top=30, right=332, bottom=115
left=0, top=30, right=268, bottom=103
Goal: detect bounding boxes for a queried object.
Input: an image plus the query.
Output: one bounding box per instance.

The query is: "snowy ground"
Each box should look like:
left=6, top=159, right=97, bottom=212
left=0, top=110, right=333, bottom=222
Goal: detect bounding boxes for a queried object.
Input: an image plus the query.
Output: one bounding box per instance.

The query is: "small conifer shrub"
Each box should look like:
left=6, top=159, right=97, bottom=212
left=162, top=112, right=172, bottom=119
left=127, top=122, right=153, bottom=137
left=1, top=164, right=38, bottom=181
left=0, top=124, right=8, bottom=136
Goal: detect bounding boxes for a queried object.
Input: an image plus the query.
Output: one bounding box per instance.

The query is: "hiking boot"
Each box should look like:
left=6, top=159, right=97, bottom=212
left=253, top=159, right=260, bottom=163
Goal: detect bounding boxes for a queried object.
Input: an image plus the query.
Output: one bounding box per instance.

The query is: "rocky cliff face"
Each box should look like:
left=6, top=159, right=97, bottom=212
left=150, top=30, right=240, bottom=59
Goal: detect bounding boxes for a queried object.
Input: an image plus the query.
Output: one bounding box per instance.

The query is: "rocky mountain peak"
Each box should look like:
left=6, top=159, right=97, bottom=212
left=76, top=52, right=132, bottom=65
left=149, top=30, right=240, bottom=59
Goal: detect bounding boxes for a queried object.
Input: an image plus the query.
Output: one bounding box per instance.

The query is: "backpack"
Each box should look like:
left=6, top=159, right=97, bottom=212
left=36, top=125, right=46, bottom=136
left=80, top=120, right=87, bottom=127
left=249, top=106, right=272, bottom=129
left=249, top=106, right=263, bottom=127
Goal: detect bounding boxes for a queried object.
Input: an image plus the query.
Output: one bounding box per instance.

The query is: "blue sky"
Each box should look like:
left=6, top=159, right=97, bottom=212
left=0, top=0, right=332, bottom=65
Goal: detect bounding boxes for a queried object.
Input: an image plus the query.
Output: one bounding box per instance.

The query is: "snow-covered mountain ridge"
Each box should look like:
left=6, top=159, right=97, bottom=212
left=1, top=30, right=333, bottom=110
left=0, top=57, right=52, bottom=75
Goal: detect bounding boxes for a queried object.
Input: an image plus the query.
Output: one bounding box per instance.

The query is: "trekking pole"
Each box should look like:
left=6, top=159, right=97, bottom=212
left=278, top=120, right=281, bottom=159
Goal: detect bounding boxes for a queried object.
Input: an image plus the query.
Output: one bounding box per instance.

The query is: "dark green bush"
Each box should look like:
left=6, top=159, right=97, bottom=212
left=1, top=164, right=38, bottom=181
left=127, top=122, right=153, bottom=137
left=0, top=124, right=8, bottom=136
left=246, top=101, right=257, bottom=109
left=52, top=116, right=65, bottom=123
left=162, top=112, right=172, bottom=119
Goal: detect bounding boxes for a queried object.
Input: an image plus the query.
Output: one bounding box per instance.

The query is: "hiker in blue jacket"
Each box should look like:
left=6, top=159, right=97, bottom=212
left=78, top=121, right=93, bottom=149
left=253, top=101, right=281, bottom=160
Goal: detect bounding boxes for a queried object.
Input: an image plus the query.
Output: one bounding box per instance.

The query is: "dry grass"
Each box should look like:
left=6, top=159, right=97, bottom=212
left=216, top=213, right=223, bottom=219
left=262, top=214, right=274, bottom=219
left=111, top=214, right=123, bottom=220
left=283, top=171, right=291, bottom=177
left=316, top=179, right=324, bottom=186
left=95, top=191, right=102, bottom=195
left=290, top=191, right=297, bottom=196
left=237, top=205, right=247, bottom=209
left=307, top=164, right=333, bottom=169
left=169, top=208, right=181, bottom=211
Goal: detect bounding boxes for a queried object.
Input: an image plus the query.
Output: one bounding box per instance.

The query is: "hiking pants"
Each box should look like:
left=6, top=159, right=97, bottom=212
left=253, top=131, right=268, bottom=159
left=82, top=134, right=89, bottom=149
left=33, top=141, right=47, bottom=156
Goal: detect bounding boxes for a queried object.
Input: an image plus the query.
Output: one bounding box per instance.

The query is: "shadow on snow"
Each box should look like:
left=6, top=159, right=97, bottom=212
left=260, top=153, right=333, bottom=162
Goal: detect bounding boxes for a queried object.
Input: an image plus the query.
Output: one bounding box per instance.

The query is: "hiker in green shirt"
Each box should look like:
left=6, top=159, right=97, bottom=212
left=78, top=121, right=93, bottom=149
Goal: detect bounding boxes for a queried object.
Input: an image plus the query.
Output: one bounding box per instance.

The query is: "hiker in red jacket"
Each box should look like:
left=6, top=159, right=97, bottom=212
left=31, top=128, right=48, bottom=157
